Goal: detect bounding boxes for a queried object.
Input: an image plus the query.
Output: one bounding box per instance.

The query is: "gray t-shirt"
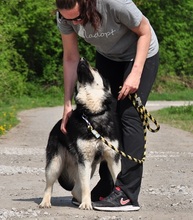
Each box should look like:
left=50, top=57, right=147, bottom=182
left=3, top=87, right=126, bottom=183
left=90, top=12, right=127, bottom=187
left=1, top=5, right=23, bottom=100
left=57, top=0, right=159, bottom=61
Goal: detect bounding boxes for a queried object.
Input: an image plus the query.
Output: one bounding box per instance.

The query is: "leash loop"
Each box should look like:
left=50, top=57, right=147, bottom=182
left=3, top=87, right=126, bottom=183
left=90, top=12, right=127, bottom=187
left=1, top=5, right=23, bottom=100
left=128, top=93, right=160, bottom=133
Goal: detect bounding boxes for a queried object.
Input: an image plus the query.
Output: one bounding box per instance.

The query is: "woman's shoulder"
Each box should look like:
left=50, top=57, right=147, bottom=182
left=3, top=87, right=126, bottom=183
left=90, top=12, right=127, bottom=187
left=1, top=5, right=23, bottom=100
left=101, top=0, right=134, bottom=6
left=99, top=0, right=136, bottom=11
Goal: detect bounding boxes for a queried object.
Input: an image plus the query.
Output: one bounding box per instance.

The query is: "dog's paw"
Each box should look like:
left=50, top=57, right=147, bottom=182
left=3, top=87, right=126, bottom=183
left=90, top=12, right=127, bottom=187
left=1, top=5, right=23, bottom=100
left=39, top=201, right=51, bottom=208
left=79, top=202, right=93, bottom=210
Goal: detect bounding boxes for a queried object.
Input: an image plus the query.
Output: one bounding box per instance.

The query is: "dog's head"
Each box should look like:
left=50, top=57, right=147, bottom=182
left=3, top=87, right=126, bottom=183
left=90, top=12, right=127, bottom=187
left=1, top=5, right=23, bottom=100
left=75, top=58, right=112, bottom=114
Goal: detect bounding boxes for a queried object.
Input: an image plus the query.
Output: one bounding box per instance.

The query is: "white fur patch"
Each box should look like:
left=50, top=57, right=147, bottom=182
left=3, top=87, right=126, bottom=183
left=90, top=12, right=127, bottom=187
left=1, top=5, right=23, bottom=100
left=76, top=69, right=110, bottom=114
left=77, top=138, right=121, bottom=182
left=76, top=138, right=98, bottom=160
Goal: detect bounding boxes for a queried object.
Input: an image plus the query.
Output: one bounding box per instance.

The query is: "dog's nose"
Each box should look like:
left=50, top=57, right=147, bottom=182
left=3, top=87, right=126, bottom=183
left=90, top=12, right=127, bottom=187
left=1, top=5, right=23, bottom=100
left=80, top=57, right=85, bottom=62
left=80, top=57, right=89, bottom=64
left=79, top=58, right=89, bottom=67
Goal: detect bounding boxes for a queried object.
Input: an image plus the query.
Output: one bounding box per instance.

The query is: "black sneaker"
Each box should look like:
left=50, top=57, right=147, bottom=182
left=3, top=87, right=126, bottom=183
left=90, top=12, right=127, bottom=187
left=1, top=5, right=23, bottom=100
left=93, top=187, right=140, bottom=212
left=71, top=196, right=104, bottom=207
left=71, top=197, right=80, bottom=206
left=91, top=178, right=114, bottom=202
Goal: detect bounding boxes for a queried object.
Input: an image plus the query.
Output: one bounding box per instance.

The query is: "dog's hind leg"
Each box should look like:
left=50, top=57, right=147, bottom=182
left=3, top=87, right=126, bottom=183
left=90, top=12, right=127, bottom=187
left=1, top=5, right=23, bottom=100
left=39, top=154, right=63, bottom=208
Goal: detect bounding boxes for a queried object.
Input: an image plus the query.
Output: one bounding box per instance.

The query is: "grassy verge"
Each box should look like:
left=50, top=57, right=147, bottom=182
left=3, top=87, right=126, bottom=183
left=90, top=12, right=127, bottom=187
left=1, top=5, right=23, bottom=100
left=149, top=89, right=193, bottom=101
left=0, top=89, right=63, bottom=135
left=152, top=105, right=193, bottom=133
left=1, top=75, right=193, bottom=136
left=149, top=75, right=193, bottom=101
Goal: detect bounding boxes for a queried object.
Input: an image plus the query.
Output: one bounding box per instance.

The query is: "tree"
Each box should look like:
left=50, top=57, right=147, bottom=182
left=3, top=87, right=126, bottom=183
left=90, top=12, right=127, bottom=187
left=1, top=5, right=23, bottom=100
left=0, top=0, right=28, bottom=101
left=135, top=0, right=193, bottom=76
left=0, top=0, right=192, bottom=103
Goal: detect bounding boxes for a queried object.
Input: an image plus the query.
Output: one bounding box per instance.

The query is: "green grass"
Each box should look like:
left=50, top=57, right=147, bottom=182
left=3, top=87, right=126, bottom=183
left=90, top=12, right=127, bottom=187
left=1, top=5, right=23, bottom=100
left=152, top=105, right=193, bottom=133
left=1, top=76, right=193, bottom=135
left=149, top=89, right=193, bottom=101
left=146, top=75, right=193, bottom=133
left=149, top=74, right=193, bottom=101
left=0, top=88, right=64, bottom=135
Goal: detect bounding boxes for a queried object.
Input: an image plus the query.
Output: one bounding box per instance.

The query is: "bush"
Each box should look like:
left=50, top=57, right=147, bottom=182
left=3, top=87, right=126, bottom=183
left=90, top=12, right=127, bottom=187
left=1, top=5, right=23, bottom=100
left=0, top=0, right=193, bottom=105
left=0, top=0, right=63, bottom=83
left=0, top=21, right=28, bottom=101
left=136, top=0, right=193, bottom=76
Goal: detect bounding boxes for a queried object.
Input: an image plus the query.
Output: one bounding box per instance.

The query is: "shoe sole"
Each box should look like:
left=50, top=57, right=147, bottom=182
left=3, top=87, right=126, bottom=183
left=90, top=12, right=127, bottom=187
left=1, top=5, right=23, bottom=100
left=71, top=199, right=80, bottom=206
left=93, top=205, right=140, bottom=212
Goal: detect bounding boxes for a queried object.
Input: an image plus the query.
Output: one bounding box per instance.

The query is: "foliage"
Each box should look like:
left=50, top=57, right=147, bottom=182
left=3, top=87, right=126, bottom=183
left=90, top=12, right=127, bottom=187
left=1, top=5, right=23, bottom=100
left=2, top=0, right=63, bottom=81
left=0, top=87, right=64, bottom=135
left=0, top=0, right=193, bottom=105
left=153, top=105, right=193, bottom=133
left=0, top=0, right=63, bottom=103
left=0, top=107, right=18, bottom=135
left=135, top=0, right=193, bottom=76
left=0, top=8, right=28, bottom=101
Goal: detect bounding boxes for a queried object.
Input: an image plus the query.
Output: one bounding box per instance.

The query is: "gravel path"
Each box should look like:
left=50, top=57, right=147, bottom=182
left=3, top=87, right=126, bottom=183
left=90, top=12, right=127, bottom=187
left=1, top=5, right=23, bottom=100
left=0, top=101, right=193, bottom=220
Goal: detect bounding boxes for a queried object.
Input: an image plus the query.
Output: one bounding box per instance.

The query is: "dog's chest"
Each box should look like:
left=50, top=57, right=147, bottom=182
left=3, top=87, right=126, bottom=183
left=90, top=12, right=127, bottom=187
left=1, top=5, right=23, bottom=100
left=76, top=137, right=106, bottom=160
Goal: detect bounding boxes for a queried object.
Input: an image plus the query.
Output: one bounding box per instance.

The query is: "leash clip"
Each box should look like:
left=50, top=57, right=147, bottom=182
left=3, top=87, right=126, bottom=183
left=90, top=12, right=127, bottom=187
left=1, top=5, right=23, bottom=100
left=91, top=129, right=101, bottom=139
left=82, top=114, right=101, bottom=139
left=82, top=114, right=91, bottom=127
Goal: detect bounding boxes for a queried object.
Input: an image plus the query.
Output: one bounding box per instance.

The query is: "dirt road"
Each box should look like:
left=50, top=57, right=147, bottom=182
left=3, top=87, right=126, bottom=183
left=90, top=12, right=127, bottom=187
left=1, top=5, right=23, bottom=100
left=0, top=102, right=193, bottom=220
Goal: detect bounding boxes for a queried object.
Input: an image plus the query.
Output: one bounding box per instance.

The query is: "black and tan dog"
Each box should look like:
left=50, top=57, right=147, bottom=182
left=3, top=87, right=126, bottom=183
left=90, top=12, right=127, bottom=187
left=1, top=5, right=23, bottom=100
left=39, top=58, right=121, bottom=210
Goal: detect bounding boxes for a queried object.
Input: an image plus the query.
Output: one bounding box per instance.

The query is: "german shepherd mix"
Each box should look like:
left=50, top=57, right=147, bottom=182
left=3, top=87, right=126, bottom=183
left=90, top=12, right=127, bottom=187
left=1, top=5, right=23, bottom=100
left=39, top=58, right=121, bottom=210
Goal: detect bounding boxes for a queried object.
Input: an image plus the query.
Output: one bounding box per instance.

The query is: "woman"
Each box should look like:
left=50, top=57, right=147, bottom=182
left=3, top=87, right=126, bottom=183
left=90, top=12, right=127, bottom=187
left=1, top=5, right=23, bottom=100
left=55, top=0, right=159, bottom=211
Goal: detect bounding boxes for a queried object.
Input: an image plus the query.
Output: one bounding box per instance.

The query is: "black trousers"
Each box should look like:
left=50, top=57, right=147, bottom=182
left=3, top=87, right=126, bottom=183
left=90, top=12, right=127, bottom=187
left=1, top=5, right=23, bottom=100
left=94, top=51, right=159, bottom=206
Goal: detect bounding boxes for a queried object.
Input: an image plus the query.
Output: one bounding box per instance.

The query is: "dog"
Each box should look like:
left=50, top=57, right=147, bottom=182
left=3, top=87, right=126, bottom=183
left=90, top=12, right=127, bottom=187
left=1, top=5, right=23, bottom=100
left=39, top=58, right=121, bottom=210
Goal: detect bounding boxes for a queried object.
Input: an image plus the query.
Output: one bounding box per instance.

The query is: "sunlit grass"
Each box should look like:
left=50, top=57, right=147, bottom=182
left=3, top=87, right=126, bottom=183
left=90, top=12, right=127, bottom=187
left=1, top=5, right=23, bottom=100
left=0, top=81, right=193, bottom=136
left=0, top=88, right=63, bottom=135
left=152, top=105, right=193, bottom=133
left=149, top=89, right=193, bottom=101
left=0, top=107, right=18, bottom=135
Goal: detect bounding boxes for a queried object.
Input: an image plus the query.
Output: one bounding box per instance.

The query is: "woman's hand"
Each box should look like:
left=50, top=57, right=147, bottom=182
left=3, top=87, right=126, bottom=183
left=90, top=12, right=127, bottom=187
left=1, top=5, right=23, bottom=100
left=118, top=72, right=141, bottom=100
left=60, top=104, right=73, bottom=134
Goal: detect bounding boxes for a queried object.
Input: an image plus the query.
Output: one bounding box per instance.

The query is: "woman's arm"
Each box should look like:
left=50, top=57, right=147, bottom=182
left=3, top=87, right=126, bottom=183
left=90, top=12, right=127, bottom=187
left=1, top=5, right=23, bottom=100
left=61, top=32, right=80, bottom=133
left=118, top=16, right=151, bottom=100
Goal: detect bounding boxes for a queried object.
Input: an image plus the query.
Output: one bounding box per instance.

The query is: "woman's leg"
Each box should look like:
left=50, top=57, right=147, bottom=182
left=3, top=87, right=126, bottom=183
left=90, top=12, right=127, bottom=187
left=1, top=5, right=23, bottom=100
left=91, top=52, right=126, bottom=201
left=92, top=52, right=159, bottom=206
left=116, top=53, right=159, bottom=206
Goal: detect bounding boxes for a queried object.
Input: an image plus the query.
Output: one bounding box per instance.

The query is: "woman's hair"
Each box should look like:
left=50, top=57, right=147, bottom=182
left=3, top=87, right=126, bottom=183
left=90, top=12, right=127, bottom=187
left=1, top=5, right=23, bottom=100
left=56, top=0, right=102, bottom=30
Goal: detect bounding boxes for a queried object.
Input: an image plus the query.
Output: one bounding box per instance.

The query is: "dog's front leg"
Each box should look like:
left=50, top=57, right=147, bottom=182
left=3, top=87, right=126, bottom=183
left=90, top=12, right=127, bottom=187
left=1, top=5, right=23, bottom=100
left=105, top=140, right=121, bottom=183
left=78, top=162, right=92, bottom=210
left=107, top=158, right=121, bottom=183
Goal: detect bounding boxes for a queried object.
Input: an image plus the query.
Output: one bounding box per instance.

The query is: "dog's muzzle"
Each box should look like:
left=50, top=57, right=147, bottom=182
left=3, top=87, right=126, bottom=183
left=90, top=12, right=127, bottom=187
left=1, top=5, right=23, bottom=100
left=77, top=58, right=94, bottom=84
